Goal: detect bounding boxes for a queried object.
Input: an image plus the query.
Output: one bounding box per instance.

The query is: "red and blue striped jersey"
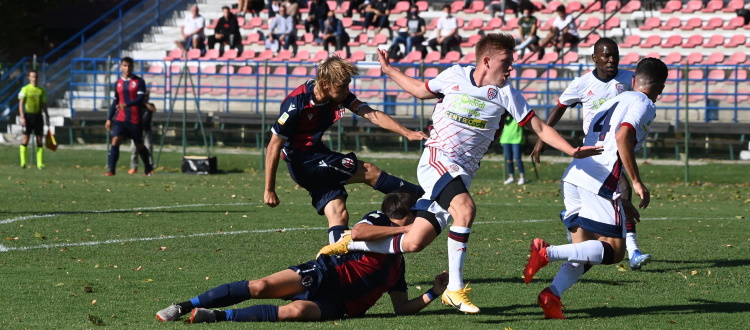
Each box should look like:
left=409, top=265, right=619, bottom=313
left=110, top=75, right=146, bottom=124
left=271, top=80, right=367, bottom=154
left=330, top=211, right=407, bottom=316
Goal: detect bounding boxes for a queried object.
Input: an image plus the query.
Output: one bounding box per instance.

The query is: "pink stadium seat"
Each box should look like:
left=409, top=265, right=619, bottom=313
left=217, top=49, right=238, bottom=60
left=685, top=53, right=703, bottom=65
left=416, top=1, right=428, bottom=12
left=163, top=49, right=183, bottom=61
left=458, top=52, right=476, bottom=65
left=723, top=0, right=744, bottom=13
left=680, top=17, right=702, bottom=31
left=603, top=17, right=620, bottom=30
left=244, top=17, right=262, bottom=29
left=463, top=18, right=484, bottom=31
left=660, top=0, right=681, bottom=13
left=580, top=17, right=600, bottom=30
left=639, top=17, right=660, bottom=31
left=202, top=49, right=220, bottom=60
left=563, top=51, right=579, bottom=63
left=242, top=33, right=261, bottom=45
left=465, top=1, right=485, bottom=14
left=667, top=69, right=680, bottom=80
left=537, top=52, right=559, bottom=65
left=542, top=1, right=562, bottom=13
left=237, top=66, right=254, bottom=75
left=481, top=18, right=503, bottom=31
left=460, top=34, right=482, bottom=47
left=290, top=50, right=311, bottom=62
left=438, top=51, right=461, bottom=64
left=702, top=0, right=723, bottom=13
left=687, top=88, right=706, bottom=103
left=620, top=0, right=641, bottom=13
left=580, top=33, right=599, bottom=47
left=659, top=17, right=681, bottom=31
left=349, top=51, right=366, bottom=63
left=147, top=65, right=164, bottom=73
left=237, top=17, right=246, bottom=28
left=645, top=52, right=661, bottom=60
left=207, top=18, right=219, bottom=29
left=271, top=50, right=293, bottom=62
left=218, top=65, right=234, bottom=74
left=620, top=52, right=640, bottom=65
left=423, top=51, right=442, bottom=64
left=701, top=17, right=723, bottom=31
left=521, top=68, right=538, bottom=79
left=583, top=0, right=602, bottom=13
left=723, top=17, right=745, bottom=30
left=566, top=1, right=583, bottom=13
left=621, top=35, right=641, bottom=48
left=400, top=51, right=423, bottom=63
left=403, top=67, right=419, bottom=78
left=704, top=53, right=725, bottom=65
left=540, top=68, right=558, bottom=79
left=393, top=17, right=407, bottom=29
left=296, top=33, right=312, bottom=46
left=427, top=18, right=439, bottom=31
left=500, top=17, right=519, bottom=31
left=450, top=1, right=465, bottom=13
left=730, top=69, right=748, bottom=81
left=349, top=33, right=368, bottom=47
left=333, top=50, right=347, bottom=59
left=391, top=1, right=409, bottom=14
left=663, top=52, right=682, bottom=65
left=186, top=49, right=202, bottom=60
left=704, top=35, right=724, bottom=48
left=237, top=49, right=256, bottom=61
left=423, top=67, right=439, bottom=79
left=725, top=34, right=746, bottom=48
left=326, top=1, right=337, bottom=12
left=366, top=34, right=388, bottom=47
left=683, top=35, right=703, bottom=48
left=335, top=1, right=349, bottom=13
left=642, top=35, right=661, bottom=48
left=255, top=49, right=275, bottom=61
left=290, top=66, right=307, bottom=77
left=725, top=52, right=748, bottom=65
left=681, top=0, right=702, bottom=13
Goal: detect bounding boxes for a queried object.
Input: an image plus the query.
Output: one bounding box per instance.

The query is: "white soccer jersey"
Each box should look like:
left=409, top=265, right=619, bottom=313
left=562, top=91, right=656, bottom=200
left=425, top=65, right=535, bottom=176
left=558, top=69, right=634, bottom=134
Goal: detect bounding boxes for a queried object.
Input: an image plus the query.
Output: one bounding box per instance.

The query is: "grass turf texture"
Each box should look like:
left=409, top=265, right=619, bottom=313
left=0, top=145, right=748, bottom=329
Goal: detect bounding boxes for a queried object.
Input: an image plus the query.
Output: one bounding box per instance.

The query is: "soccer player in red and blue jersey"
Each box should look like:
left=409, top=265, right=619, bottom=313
left=105, top=57, right=153, bottom=176
left=264, top=56, right=427, bottom=244
left=156, top=191, right=449, bottom=323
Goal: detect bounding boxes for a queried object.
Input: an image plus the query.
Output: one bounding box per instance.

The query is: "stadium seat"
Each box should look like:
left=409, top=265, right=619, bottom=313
left=725, top=52, right=748, bottom=65
left=580, top=17, right=600, bottom=30
left=186, top=49, right=202, bottom=60
left=393, top=17, right=407, bottom=29
left=218, top=65, right=235, bottom=74
left=680, top=17, right=702, bottom=31
left=730, top=69, right=748, bottom=81
left=439, top=51, right=461, bottom=64
left=237, top=65, right=254, bottom=76
left=621, top=35, right=641, bottom=48
left=244, top=17, right=262, bottom=29
left=391, top=1, right=410, bottom=14
left=667, top=69, right=680, bottom=80
left=450, top=1, right=465, bottom=14
left=237, top=50, right=256, bottom=61
left=416, top=1, right=428, bottom=12
left=703, top=52, right=724, bottom=65
left=333, top=50, right=347, bottom=59
left=163, top=49, right=184, bottom=61
left=537, top=52, right=559, bottom=65
left=604, top=0, right=620, bottom=12
left=687, top=88, right=706, bottom=103
left=217, top=49, right=238, bottom=60
left=723, top=0, right=744, bottom=13
left=701, top=17, right=723, bottom=31
left=242, top=33, right=262, bottom=45
left=645, top=52, right=661, bottom=60
left=202, top=49, right=220, bottom=60
left=680, top=0, right=702, bottom=13
left=660, top=0, right=681, bottom=13
left=562, top=51, right=579, bottom=63
left=350, top=51, right=366, bottom=63
left=663, top=52, right=682, bottom=65
left=460, top=34, right=482, bottom=47
left=423, top=67, right=439, bottom=79
left=366, top=34, right=388, bottom=47
left=403, top=67, right=419, bottom=78
left=566, top=1, right=583, bottom=13
left=685, top=53, right=703, bottom=65
left=620, top=0, right=641, bottom=13
left=289, top=50, right=310, bottom=62
left=255, top=49, right=275, bottom=61
left=400, top=51, right=423, bottom=63
left=725, top=34, right=746, bottom=48
left=311, top=50, right=329, bottom=62
left=642, top=35, right=661, bottom=48
left=463, top=17, right=484, bottom=31
left=579, top=33, right=599, bottom=47
left=481, top=17, right=503, bottom=31
left=500, top=17, right=519, bottom=31
left=659, top=17, right=681, bottom=31
left=683, top=35, right=702, bottom=48
left=349, top=33, right=368, bottom=47
left=237, top=17, right=246, bottom=28
left=334, top=0, right=349, bottom=13
left=620, top=52, right=640, bottom=65
left=465, top=1, right=485, bottom=14
left=427, top=18, right=439, bottom=31
left=639, top=17, right=660, bottom=31
left=458, top=52, right=476, bottom=64
left=270, top=50, right=293, bottom=62
left=701, top=0, right=722, bottom=13
left=583, top=0, right=602, bottom=13
left=703, top=35, right=724, bottom=48
left=604, top=17, right=620, bottom=30
left=542, top=1, right=562, bottom=14
left=707, top=70, right=725, bottom=81
left=296, top=33, right=313, bottom=46
left=423, top=51, right=442, bottom=63
left=723, top=17, right=745, bottom=30
left=540, top=68, right=558, bottom=79
left=521, top=68, right=538, bottom=80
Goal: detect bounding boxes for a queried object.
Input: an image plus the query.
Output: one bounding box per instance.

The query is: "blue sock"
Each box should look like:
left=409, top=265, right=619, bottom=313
left=190, top=281, right=251, bottom=308
left=108, top=145, right=120, bottom=172
left=227, top=304, right=279, bottom=322
left=327, top=225, right=349, bottom=244
left=373, top=171, right=424, bottom=196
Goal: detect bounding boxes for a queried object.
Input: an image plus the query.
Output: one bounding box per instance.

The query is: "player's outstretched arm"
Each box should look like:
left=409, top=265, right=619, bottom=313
left=390, top=271, right=448, bottom=315
left=358, top=105, right=428, bottom=141
left=530, top=104, right=569, bottom=163
left=616, top=125, right=650, bottom=209
left=377, top=49, right=437, bottom=100
left=351, top=222, right=410, bottom=241
left=528, top=115, right=603, bottom=158
left=264, top=134, right=286, bottom=208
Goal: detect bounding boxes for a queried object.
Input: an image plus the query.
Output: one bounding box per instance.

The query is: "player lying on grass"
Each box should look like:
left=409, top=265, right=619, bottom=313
left=318, top=33, right=603, bottom=314
left=156, top=191, right=448, bottom=323
left=530, top=37, right=652, bottom=270
left=523, top=57, right=668, bottom=319
left=264, top=55, right=427, bottom=244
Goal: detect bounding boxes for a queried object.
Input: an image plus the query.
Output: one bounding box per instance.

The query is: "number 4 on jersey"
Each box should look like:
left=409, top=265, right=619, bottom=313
left=592, top=102, right=618, bottom=141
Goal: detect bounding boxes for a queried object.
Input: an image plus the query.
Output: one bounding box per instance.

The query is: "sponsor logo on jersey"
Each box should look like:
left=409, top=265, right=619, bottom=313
left=307, top=114, right=314, bottom=120
left=452, top=85, right=460, bottom=91
left=456, top=94, right=486, bottom=109
left=288, top=103, right=296, bottom=112
left=487, top=87, right=497, bottom=100
left=301, top=276, right=313, bottom=287
left=277, top=112, right=290, bottom=124
left=641, top=119, right=652, bottom=131
left=341, top=157, right=355, bottom=169
left=586, top=90, right=595, bottom=96
left=616, top=83, right=624, bottom=93
left=444, top=111, right=488, bottom=129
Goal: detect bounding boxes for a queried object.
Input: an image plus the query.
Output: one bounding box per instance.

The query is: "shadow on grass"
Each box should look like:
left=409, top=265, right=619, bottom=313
left=408, top=277, right=641, bottom=287
left=640, top=259, right=750, bottom=272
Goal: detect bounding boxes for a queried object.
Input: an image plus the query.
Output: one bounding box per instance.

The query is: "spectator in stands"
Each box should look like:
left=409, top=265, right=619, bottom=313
left=305, top=0, right=330, bottom=37
left=343, top=0, right=368, bottom=18
left=427, top=4, right=461, bottom=59
left=515, top=5, right=542, bottom=59
left=268, top=0, right=281, bottom=18
left=322, top=11, right=350, bottom=57
left=392, top=4, right=426, bottom=55
left=283, top=0, right=300, bottom=23
left=363, top=0, right=391, bottom=36
left=267, top=5, right=298, bottom=54
left=208, top=6, right=243, bottom=57
left=248, top=0, right=266, bottom=17
left=539, top=5, right=579, bottom=53
left=129, top=90, right=155, bottom=175
left=174, top=5, right=206, bottom=56
left=238, top=0, right=249, bottom=17
left=490, top=0, right=519, bottom=21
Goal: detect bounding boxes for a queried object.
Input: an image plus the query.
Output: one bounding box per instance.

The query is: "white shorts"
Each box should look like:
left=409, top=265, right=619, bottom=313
left=561, top=181, right=626, bottom=238
left=412, top=147, right=473, bottom=233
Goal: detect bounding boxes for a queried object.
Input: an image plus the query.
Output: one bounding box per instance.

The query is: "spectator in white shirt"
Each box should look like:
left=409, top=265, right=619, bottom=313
left=174, top=5, right=206, bottom=55
left=539, top=5, right=580, bottom=53
left=427, top=4, right=461, bottom=59
left=267, top=5, right=298, bottom=54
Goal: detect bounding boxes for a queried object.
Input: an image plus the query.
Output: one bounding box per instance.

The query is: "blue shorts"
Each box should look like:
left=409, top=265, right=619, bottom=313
left=285, top=146, right=359, bottom=215
left=287, top=256, right=346, bottom=320
left=112, top=121, right=143, bottom=144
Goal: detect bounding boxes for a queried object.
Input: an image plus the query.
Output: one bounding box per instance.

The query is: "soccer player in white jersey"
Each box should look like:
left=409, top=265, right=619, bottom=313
left=318, top=33, right=602, bottom=314
left=523, top=58, right=668, bottom=319
left=530, top=38, right=652, bottom=270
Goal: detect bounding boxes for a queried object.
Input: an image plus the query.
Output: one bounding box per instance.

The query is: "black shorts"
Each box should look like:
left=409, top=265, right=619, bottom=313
left=287, top=256, right=346, bottom=320
left=112, top=121, right=143, bottom=144
left=23, top=113, right=44, bottom=136
left=285, top=146, right=359, bottom=215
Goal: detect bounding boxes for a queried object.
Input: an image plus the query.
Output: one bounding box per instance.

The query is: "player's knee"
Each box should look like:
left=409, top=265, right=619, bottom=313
left=247, top=279, right=269, bottom=297
left=277, top=304, right=309, bottom=321
left=401, top=238, right=430, bottom=253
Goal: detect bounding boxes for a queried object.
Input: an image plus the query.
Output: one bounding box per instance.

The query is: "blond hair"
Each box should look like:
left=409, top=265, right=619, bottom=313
left=475, top=33, right=516, bottom=64
left=317, top=55, right=359, bottom=87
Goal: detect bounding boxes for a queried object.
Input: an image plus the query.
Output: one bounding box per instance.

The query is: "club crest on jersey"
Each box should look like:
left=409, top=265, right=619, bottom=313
left=301, top=276, right=313, bottom=287
left=130, top=81, right=138, bottom=88
left=341, top=158, right=355, bottom=169
left=487, top=87, right=498, bottom=100
left=448, top=164, right=460, bottom=173
left=616, top=83, right=624, bottom=93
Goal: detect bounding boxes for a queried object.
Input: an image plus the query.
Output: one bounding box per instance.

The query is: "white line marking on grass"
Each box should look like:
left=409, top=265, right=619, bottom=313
left=0, top=244, right=7, bottom=252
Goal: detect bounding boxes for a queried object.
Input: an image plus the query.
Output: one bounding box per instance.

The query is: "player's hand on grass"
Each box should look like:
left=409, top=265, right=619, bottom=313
left=105, top=120, right=111, bottom=131
left=570, top=145, right=603, bottom=158
left=264, top=190, right=280, bottom=207
left=632, top=181, right=650, bottom=209
left=405, top=130, right=428, bottom=141
left=621, top=199, right=641, bottom=223
left=432, top=271, right=449, bottom=295
left=530, top=140, right=546, bottom=163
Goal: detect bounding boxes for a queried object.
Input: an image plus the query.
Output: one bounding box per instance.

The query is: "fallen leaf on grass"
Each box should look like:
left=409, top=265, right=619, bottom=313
left=736, top=215, right=745, bottom=219
left=54, top=282, right=65, bottom=287
left=676, top=271, right=687, bottom=279
left=5, top=237, right=19, bottom=240
left=134, top=266, right=142, bottom=271
left=91, top=299, right=97, bottom=304
left=145, top=278, right=153, bottom=282
left=617, top=264, right=628, bottom=272
left=34, top=232, right=47, bottom=240
left=690, top=270, right=698, bottom=275
left=159, top=247, right=167, bottom=251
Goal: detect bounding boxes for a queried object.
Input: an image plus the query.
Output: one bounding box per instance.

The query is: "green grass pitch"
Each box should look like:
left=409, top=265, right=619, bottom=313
left=0, top=145, right=748, bottom=329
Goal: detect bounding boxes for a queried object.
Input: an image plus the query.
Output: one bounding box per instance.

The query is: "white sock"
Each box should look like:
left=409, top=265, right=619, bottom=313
left=549, top=262, right=585, bottom=297
left=347, top=235, right=403, bottom=254
left=626, top=232, right=639, bottom=259
left=547, top=240, right=605, bottom=264
left=447, top=226, right=471, bottom=291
